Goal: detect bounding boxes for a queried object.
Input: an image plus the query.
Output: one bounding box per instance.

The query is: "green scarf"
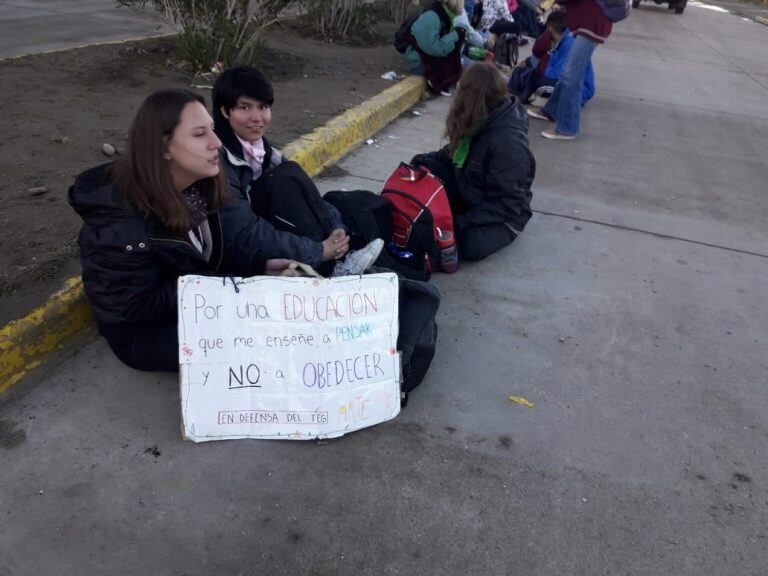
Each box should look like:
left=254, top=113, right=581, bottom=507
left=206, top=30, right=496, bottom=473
left=452, top=120, right=485, bottom=168
left=442, top=4, right=457, bottom=29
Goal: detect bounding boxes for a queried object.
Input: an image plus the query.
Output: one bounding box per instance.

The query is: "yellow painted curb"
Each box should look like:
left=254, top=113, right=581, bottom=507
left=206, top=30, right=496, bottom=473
left=0, top=74, right=426, bottom=394
left=756, top=16, right=768, bottom=26
left=0, top=278, right=92, bottom=393
left=283, top=75, right=427, bottom=177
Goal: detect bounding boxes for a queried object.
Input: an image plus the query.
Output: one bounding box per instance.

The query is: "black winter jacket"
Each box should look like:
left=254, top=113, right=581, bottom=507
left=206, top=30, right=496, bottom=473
left=69, top=164, right=265, bottom=334
left=453, top=98, right=535, bottom=233
left=217, top=132, right=344, bottom=268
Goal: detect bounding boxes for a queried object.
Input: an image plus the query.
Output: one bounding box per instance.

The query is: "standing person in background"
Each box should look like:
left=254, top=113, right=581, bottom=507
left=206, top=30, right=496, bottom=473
left=412, top=62, right=535, bottom=261
left=526, top=0, right=613, bottom=140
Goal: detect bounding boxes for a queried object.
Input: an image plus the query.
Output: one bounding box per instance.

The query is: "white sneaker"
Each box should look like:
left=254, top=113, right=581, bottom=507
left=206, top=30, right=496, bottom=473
left=331, top=239, right=384, bottom=277
left=541, top=129, right=576, bottom=140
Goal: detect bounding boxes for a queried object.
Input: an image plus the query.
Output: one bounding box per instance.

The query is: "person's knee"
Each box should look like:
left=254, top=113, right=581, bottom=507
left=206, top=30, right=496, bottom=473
left=459, top=225, right=516, bottom=261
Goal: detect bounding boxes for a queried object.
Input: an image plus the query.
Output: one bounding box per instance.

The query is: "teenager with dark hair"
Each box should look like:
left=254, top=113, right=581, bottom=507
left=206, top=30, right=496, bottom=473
left=508, top=10, right=595, bottom=105
left=412, top=62, right=535, bottom=261
left=69, top=89, right=297, bottom=371
left=213, top=66, right=383, bottom=277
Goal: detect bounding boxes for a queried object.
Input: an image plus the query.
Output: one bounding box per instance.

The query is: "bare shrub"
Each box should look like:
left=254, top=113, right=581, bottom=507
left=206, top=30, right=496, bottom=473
left=117, top=0, right=291, bottom=72
left=300, top=0, right=367, bottom=39
left=385, top=0, right=414, bottom=22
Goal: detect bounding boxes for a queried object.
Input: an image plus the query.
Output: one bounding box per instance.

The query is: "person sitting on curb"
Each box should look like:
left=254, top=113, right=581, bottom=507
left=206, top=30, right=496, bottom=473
left=508, top=11, right=595, bottom=106
left=212, top=66, right=383, bottom=277
left=525, top=0, right=613, bottom=140
left=411, top=62, right=535, bottom=261
left=68, top=89, right=299, bottom=372
left=404, top=0, right=468, bottom=95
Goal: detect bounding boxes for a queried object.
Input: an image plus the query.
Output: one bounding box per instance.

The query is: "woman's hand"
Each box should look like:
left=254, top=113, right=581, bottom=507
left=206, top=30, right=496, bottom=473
left=321, top=228, right=350, bottom=261
left=265, top=259, right=299, bottom=276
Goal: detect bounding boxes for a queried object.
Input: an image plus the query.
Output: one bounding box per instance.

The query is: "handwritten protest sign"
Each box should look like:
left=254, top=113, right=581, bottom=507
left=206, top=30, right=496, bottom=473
left=177, top=273, right=401, bottom=442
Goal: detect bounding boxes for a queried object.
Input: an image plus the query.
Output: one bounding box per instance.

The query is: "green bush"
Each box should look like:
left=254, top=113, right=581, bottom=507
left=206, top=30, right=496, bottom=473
left=117, top=0, right=291, bottom=72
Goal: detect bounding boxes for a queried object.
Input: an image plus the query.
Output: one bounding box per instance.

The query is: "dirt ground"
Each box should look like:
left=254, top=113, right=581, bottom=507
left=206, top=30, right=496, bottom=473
left=0, top=21, right=407, bottom=325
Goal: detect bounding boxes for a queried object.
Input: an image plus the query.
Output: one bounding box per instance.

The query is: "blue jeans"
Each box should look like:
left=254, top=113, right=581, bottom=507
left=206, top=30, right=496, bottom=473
left=543, top=34, right=597, bottom=136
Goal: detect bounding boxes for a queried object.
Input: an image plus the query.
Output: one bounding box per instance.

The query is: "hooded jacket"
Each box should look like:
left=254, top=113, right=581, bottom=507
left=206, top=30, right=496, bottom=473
left=558, top=0, right=612, bottom=43
left=454, top=97, right=535, bottom=233
left=405, top=2, right=462, bottom=71
left=213, top=113, right=343, bottom=268
left=69, top=163, right=265, bottom=334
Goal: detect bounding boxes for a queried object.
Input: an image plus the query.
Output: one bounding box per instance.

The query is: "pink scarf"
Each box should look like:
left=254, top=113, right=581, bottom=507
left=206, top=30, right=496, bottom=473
left=236, top=135, right=266, bottom=178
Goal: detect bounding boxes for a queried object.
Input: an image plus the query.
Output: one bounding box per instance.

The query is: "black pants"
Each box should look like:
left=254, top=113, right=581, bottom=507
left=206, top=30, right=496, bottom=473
left=103, top=323, right=179, bottom=372
left=458, top=223, right=517, bottom=261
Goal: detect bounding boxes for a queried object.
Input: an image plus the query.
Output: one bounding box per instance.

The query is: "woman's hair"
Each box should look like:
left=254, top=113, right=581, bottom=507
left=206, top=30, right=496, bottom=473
left=112, top=89, right=227, bottom=233
left=445, top=62, right=509, bottom=153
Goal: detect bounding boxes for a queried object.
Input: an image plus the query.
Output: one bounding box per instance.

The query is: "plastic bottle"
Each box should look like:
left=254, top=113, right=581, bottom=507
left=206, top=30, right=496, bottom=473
left=436, top=228, right=459, bottom=273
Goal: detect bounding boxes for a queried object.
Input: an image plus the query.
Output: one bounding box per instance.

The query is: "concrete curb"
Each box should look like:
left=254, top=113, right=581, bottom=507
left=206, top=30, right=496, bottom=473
left=0, top=74, right=427, bottom=395
left=0, top=279, right=92, bottom=394
left=0, top=33, right=177, bottom=63
left=283, top=75, right=426, bottom=176
left=756, top=15, right=768, bottom=25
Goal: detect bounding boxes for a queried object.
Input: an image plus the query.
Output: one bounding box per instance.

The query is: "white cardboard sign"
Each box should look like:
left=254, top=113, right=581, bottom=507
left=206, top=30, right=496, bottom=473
left=177, top=273, right=401, bottom=442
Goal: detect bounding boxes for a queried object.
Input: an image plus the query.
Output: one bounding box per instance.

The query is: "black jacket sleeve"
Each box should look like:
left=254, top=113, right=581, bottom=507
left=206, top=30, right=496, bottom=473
left=457, top=136, right=534, bottom=231
left=78, top=225, right=180, bottom=325
left=221, top=160, right=325, bottom=268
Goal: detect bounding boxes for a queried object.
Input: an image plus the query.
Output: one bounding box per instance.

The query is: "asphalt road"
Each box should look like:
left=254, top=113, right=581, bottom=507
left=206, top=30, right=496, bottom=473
left=2, top=3, right=768, bottom=575
left=0, top=0, right=171, bottom=60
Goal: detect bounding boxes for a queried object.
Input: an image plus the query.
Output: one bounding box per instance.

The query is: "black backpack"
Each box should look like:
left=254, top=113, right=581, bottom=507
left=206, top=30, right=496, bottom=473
left=393, top=2, right=450, bottom=54
left=324, top=189, right=431, bottom=281
left=397, top=275, right=440, bottom=402
left=366, top=266, right=440, bottom=405
left=393, top=14, right=419, bottom=54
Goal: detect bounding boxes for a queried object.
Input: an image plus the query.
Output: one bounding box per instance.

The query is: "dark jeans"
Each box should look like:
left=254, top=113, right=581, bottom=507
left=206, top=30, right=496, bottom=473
left=103, top=322, right=179, bottom=372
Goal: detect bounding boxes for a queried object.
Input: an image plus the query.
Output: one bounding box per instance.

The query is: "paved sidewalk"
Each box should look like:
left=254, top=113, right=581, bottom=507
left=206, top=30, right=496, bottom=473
left=2, top=3, right=768, bottom=575
left=0, top=0, right=172, bottom=60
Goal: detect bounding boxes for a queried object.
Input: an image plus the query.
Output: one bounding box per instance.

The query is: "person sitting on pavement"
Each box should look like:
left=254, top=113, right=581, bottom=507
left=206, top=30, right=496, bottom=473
left=411, top=62, right=535, bottom=261
left=525, top=0, right=613, bottom=140
left=512, top=0, right=546, bottom=38
left=475, top=0, right=522, bottom=40
left=68, top=89, right=299, bottom=372
left=403, top=0, right=468, bottom=94
left=212, top=66, right=383, bottom=277
left=508, top=10, right=595, bottom=105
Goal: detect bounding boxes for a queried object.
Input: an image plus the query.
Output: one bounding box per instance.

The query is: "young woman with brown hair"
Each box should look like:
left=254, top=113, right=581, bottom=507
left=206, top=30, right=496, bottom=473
left=69, top=89, right=293, bottom=371
left=413, top=61, right=535, bottom=261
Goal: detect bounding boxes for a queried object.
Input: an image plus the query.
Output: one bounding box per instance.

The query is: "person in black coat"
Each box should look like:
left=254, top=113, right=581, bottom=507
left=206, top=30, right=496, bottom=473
left=413, top=61, right=535, bottom=261
left=212, top=66, right=383, bottom=277
left=69, top=89, right=296, bottom=372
